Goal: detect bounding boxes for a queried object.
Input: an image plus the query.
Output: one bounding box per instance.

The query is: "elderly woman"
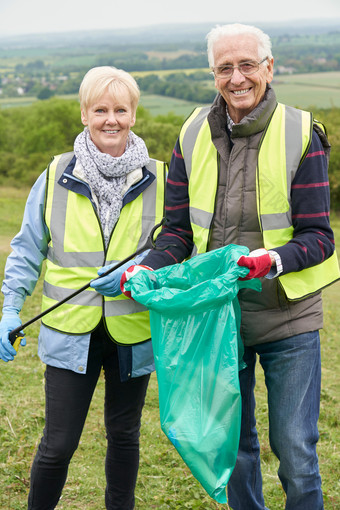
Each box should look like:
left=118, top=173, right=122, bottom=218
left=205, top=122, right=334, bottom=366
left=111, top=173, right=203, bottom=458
left=0, top=66, right=166, bottom=510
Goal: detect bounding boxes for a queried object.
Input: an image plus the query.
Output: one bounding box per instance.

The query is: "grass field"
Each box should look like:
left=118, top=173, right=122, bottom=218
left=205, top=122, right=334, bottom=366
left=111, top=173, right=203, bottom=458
left=273, top=71, right=340, bottom=109
left=0, top=188, right=339, bottom=509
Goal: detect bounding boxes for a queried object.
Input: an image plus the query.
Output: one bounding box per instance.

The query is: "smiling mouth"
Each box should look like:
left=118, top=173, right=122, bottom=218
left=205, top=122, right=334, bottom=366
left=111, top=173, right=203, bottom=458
left=104, top=130, right=119, bottom=134
left=232, top=88, right=251, bottom=95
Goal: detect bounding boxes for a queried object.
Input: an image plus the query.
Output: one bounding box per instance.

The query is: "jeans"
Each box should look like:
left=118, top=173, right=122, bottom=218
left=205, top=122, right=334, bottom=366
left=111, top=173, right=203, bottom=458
left=227, top=331, right=323, bottom=510
left=28, top=322, right=150, bottom=510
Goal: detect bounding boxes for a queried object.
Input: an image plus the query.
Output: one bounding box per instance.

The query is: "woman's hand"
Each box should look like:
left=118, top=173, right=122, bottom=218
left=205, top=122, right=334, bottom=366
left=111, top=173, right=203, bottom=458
left=90, top=252, right=149, bottom=297
left=0, top=307, right=25, bottom=362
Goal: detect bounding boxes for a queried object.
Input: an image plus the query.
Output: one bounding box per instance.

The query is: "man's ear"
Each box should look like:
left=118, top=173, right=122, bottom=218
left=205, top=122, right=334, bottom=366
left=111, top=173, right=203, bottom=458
left=266, top=58, right=274, bottom=84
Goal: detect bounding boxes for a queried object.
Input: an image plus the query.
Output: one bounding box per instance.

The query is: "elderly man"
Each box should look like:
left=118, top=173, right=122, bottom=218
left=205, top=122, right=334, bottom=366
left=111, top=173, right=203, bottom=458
left=137, top=24, right=339, bottom=509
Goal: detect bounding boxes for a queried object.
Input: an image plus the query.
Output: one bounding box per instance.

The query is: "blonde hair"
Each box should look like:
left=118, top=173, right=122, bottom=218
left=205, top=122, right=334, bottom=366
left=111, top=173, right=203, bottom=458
left=206, top=23, right=273, bottom=68
left=79, top=66, right=140, bottom=114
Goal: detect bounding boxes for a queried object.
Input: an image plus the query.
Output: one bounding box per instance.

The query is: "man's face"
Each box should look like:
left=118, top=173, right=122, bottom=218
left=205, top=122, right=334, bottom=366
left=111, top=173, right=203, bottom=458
left=213, top=33, right=274, bottom=123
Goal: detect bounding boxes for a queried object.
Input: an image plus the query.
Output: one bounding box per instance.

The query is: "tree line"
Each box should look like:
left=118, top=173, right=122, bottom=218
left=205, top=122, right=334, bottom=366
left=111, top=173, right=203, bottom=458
left=135, top=72, right=216, bottom=104
left=0, top=98, right=339, bottom=210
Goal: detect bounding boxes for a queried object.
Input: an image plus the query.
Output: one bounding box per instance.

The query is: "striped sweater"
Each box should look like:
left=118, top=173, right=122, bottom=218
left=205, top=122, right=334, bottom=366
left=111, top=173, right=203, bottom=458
left=144, top=104, right=335, bottom=276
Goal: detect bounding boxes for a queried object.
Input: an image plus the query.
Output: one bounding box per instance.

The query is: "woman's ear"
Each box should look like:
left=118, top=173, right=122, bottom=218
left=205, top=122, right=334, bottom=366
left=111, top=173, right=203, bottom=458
left=81, top=109, right=88, bottom=126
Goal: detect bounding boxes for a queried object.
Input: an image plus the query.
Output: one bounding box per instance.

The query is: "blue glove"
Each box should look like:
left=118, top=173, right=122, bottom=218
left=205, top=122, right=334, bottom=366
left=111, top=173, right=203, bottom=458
left=0, top=306, right=26, bottom=362
left=90, top=252, right=148, bottom=297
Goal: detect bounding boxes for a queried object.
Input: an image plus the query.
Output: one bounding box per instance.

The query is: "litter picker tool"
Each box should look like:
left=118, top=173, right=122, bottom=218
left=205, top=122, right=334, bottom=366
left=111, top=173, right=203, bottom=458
left=9, top=218, right=167, bottom=351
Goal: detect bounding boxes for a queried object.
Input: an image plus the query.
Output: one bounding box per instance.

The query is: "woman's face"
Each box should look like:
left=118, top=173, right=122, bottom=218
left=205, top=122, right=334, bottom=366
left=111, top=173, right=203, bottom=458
left=81, top=88, right=136, bottom=157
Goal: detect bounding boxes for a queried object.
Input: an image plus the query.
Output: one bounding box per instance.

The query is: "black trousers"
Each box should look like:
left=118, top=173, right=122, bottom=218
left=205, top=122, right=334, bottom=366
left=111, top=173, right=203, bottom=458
left=28, top=323, right=150, bottom=510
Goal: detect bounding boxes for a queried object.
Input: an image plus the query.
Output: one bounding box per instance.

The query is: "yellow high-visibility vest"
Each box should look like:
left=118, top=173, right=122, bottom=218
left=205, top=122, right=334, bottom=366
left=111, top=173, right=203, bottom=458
left=179, top=103, right=339, bottom=300
left=42, top=152, right=166, bottom=344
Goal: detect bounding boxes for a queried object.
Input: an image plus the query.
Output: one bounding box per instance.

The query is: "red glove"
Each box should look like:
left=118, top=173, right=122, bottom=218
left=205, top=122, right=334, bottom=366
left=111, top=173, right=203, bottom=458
left=120, top=264, right=153, bottom=299
left=237, top=249, right=272, bottom=280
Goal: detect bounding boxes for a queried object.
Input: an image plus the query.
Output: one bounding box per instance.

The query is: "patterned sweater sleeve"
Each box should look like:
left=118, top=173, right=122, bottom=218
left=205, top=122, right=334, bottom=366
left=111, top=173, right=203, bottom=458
left=274, top=128, right=336, bottom=274
left=144, top=129, right=336, bottom=275
left=142, top=138, right=194, bottom=269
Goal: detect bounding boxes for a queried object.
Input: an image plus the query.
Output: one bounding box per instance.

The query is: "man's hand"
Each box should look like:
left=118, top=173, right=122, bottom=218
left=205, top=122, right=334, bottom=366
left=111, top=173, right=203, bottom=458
left=237, top=248, right=273, bottom=280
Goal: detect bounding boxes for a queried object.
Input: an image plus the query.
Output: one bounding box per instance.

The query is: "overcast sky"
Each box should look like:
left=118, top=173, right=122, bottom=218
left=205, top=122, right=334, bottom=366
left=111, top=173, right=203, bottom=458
left=0, top=0, right=340, bottom=36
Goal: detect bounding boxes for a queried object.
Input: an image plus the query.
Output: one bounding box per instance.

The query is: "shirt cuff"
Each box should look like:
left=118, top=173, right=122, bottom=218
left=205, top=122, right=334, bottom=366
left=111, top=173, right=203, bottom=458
left=2, top=292, right=25, bottom=311
left=266, top=250, right=283, bottom=279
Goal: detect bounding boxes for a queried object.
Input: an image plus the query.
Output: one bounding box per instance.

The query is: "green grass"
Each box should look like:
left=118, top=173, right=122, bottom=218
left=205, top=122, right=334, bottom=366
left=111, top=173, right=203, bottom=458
left=0, top=188, right=339, bottom=509
left=273, top=71, right=340, bottom=109
left=139, top=94, right=198, bottom=117
left=0, top=96, right=38, bottom=109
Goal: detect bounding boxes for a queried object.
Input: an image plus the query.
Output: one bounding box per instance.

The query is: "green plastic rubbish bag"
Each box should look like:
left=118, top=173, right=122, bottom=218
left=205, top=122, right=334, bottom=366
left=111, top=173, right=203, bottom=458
left=124, top=244, right=261, bottom=503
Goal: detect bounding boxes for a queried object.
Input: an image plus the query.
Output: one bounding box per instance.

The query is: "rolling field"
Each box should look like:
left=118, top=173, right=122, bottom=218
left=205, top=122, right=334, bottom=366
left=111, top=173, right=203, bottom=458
left=273, top=71, right=340, bottom=109
left=1, top=71, right=340, bottom=116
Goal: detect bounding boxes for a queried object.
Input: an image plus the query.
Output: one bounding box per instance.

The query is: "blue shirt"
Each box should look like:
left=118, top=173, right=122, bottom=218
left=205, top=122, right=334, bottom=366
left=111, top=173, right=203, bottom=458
left=2, top=161, right=155, bottom=379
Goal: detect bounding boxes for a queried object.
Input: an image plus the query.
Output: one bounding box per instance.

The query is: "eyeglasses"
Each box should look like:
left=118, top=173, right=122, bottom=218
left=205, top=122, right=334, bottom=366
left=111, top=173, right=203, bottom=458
left=211, top=57, right=268, bottom=79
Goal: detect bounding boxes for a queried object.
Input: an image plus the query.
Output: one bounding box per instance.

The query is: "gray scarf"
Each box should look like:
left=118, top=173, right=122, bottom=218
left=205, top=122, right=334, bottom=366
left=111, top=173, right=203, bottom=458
left=74, top=127, right=149, bottom=246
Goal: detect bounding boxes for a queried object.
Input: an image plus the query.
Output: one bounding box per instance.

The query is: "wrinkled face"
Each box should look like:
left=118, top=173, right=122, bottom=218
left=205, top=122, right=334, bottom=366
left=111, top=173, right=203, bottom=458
left=213, top=33, right=274, bottom=123
left=81, top=88, right=135, bottom=157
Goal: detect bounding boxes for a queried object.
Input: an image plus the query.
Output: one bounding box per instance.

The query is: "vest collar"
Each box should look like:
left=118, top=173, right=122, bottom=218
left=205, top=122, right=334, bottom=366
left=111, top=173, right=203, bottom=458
left=57, top=153, right=155, bottom=209
left=209, top=84, right=277, bottom=140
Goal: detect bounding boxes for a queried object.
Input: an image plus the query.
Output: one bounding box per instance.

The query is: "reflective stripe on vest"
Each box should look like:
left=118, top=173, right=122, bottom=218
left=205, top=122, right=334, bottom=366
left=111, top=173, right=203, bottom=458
left=179, top=104, right=340, bottom=300
left=179, top=107, right=217, bottom=256
left=42, top=152, right=166, bottom=344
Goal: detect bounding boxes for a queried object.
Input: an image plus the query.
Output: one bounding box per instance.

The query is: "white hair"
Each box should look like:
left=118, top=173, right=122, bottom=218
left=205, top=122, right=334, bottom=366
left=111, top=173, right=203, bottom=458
left=206, top=23, right=273, bottom=68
